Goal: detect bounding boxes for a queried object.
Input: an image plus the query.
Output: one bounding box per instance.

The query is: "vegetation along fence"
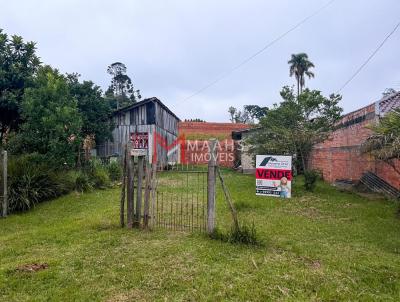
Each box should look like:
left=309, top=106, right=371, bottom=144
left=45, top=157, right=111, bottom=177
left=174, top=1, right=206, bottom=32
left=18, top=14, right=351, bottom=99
left=119, top=140, right=219, bottom=233
left=0, top=151, right=8, bottom=218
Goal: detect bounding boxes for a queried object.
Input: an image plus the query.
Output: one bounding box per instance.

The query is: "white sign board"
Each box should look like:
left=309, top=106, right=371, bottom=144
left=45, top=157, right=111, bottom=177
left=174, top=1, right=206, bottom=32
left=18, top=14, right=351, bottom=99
left=256, top=155, right=292, bottom=198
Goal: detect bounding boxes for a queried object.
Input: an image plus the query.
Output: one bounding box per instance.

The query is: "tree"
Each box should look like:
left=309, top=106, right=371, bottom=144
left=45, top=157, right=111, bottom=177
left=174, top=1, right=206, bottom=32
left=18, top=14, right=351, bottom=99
left=247, top=86, right=342, bottom=173
left=228, top=105, right=267, bottom=123
left=0, top=29, right=41, bottom=144
left=184, top=118, right=206, bottom=122
left=362, top=108, right=400, bottom=175
left=228, top=106, right=251, bottom=124
left=244, top=105, right=268, bottom=121
left=288, top=53, right=315, bottom=96
left=106, top=62, right=141, bottom=109
left=66, top=73, right=113, bottom=144
left=11, top=66, right=82, bottom=167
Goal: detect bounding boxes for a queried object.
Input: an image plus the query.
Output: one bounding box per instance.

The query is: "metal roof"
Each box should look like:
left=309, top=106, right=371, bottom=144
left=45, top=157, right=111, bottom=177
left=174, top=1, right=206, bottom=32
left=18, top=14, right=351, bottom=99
left=112, top=97, right=180, bottom=121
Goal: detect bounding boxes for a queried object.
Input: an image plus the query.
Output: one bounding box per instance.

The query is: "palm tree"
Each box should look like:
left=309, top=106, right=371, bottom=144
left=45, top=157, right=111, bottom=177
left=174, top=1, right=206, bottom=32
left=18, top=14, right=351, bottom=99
left=362, top=108, right=400, bottom=175
left=288, top=53, right=315, bottom=96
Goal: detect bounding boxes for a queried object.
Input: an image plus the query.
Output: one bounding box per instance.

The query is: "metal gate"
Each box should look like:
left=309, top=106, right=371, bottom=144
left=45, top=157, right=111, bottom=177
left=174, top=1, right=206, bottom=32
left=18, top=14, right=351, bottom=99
left=154, top=165, right=208, bottom=232
left=119, top=140, right=218, bottom=234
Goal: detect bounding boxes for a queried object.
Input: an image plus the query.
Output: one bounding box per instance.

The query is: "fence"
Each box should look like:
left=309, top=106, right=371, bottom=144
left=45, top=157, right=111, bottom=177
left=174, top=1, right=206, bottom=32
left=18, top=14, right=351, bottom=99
left=0, top=151, right=8, bottom=218
left=119, top=140, right=218, bottom=234
left=154, top=165, right=208, bottom=232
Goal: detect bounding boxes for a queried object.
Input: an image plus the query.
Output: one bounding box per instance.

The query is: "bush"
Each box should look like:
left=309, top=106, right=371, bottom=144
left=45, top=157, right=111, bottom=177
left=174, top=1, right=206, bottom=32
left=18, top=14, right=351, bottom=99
left=92, top=168, right=110, bottom=189
left=7, top=154, right=67, bottom=212
left=82, top=158, right=111, bottom=189
left=107, top=160, right=122, bottom=181
left=304, top=169, right=320, bottom=192
left=75, top=173, right=93, bottom=192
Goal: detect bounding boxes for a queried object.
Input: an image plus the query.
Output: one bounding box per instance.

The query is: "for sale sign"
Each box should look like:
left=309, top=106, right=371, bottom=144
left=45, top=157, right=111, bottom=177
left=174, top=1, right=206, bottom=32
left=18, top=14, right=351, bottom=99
left=256, top=155, right=292, bottom=198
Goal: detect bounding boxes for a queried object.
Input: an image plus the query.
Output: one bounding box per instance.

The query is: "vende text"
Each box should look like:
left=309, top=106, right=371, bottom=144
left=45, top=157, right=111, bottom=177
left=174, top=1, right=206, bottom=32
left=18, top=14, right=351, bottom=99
left=256, top=168, right=292, bottom=180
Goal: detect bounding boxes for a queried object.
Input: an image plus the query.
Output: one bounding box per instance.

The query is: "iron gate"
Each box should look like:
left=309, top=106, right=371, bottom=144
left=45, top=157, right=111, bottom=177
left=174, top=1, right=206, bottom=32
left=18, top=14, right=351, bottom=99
left=154, top=165, right=208, bottom=232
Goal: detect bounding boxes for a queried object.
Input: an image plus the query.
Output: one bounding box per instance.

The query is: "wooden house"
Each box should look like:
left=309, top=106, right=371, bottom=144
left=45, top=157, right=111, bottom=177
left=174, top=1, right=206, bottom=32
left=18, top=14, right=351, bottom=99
left=97, top=97, right=180, bottom=164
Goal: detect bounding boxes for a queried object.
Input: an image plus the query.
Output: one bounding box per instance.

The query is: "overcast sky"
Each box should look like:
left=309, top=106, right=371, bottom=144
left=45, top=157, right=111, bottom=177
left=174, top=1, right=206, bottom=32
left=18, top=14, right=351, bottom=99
left=1, top=0, right=399, bottom=121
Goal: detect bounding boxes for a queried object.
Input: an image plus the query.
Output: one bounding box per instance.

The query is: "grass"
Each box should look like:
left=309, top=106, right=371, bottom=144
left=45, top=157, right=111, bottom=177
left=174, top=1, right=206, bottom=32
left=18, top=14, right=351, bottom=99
left=1, top=170, right=400, bottom=301
left=184, top=133, right=230, bottom=141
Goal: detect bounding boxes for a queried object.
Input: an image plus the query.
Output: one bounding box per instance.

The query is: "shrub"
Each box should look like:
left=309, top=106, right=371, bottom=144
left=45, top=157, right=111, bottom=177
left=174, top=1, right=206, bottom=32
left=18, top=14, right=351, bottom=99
left=82, top=158, right=111, bottom=189
left=107, top=160, right=122, bottom=181
left=7, top=154, right=65, bottom=212
left=92, top=168, right=110, bottom=189
left=304, top=169, right=319, bottom=192
left=75, top=173, right=93, bottom=192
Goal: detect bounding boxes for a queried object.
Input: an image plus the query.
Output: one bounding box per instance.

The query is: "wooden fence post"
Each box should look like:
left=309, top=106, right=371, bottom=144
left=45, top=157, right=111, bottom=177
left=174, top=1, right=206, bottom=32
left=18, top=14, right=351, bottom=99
left=135, top=156, right=144, bottom=227
left=127, top=148, right=134, bottom=228
left=207, top=139, right=217, bottom=234
left=217, top=167, right=239, bottom=231
left=120, top=145, right=128, bottom=227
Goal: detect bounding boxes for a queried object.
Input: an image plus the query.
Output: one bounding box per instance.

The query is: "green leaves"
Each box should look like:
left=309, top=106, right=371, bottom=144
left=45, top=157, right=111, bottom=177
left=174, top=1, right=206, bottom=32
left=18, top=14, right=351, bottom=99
left=248, top=86, right=342, bottom=172
left=362, top=108, right=400, bottom=163
left=12, top=66, right=82, bottom=167
left=0, top=28, right=40, bottom=144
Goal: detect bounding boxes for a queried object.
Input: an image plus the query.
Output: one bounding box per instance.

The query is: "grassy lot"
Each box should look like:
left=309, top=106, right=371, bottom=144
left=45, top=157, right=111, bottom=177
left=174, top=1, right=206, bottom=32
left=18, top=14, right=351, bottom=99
left=1, top=170, right=400, bottom=301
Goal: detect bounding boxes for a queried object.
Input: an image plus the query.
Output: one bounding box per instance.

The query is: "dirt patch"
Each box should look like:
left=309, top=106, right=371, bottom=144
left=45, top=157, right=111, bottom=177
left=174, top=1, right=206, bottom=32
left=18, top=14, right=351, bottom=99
left=16, top=263, right=49, bottom=273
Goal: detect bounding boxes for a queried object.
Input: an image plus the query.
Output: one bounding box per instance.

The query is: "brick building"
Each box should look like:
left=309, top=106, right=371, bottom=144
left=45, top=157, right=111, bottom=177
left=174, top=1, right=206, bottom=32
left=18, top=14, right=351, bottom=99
left=309, top=92, right=400, bottom=189
left=178, top=122, right=249, bottom=139
left=178, top=122, right=249, bottom=167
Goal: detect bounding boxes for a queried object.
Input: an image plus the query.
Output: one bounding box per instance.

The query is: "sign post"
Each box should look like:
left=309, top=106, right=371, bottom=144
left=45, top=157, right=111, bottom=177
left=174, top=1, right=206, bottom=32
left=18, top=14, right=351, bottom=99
left=256, top=155, right=292, bottom=198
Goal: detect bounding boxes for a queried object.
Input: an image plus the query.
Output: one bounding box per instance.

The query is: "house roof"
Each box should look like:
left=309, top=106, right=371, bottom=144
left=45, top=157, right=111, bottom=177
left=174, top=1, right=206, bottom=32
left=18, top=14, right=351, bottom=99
left=378, top=91, right=400, bottom=116
left=112, top=97, right=180, bottom=121
left=232, top=127, right=261, bottom=140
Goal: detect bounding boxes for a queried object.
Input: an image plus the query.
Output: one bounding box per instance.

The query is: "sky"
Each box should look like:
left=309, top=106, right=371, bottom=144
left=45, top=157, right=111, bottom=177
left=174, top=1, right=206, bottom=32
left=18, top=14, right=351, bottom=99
left=1, top=0, right=399, bottom=122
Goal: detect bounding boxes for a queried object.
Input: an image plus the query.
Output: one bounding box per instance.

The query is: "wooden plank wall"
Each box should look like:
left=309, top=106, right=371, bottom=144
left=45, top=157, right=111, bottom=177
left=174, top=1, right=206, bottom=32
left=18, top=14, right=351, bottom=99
left=98, top=100, right=179, bottom=164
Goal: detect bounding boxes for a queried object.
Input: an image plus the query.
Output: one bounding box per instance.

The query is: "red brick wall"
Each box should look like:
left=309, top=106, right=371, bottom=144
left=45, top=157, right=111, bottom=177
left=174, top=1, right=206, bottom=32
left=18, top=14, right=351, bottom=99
left=309, top=103, right=400, bottom=189
left=178, top=122, right=248, bottom=168
left=179, top=122, right=249, bottom=139
left=182, top=139, right=237, bottom=168
left=376, top=160, right=400, bottom=190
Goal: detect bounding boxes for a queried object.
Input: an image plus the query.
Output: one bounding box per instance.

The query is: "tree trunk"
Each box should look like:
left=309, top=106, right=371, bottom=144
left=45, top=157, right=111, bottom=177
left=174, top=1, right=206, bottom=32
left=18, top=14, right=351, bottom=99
left=300, top=75, right=304, bottom=94
left=298, top=146, right=307, bottom=174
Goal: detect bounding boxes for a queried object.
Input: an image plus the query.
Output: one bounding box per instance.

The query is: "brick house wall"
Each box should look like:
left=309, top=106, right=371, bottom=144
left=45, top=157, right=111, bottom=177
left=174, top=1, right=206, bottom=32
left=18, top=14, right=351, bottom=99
left=309, top=94, right=400, bottom=189
left=178, top=122, right=249, bottom=138
left=179, top=122, right=249, bottom=167
left=181, top=139, right=237, bottom=167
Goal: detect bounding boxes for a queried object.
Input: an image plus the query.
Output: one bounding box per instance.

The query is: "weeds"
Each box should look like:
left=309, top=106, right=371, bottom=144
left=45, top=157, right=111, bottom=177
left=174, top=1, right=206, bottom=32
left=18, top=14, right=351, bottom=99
left=209, top=222, right=263, bottom=246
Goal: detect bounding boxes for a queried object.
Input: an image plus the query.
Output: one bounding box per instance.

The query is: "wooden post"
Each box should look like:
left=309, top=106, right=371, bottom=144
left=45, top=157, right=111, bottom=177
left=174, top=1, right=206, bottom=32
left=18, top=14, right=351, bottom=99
left=143, top=161, right=151, bottom=228
left=207, top=139, right=217, bottom=234
left=135, top=156, right=144, bottom=227
left=217, top=167, right=239, bottom=231
left=127, top=148, right=134, bottom=228
left=120, top=145, right=128, bottom=227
